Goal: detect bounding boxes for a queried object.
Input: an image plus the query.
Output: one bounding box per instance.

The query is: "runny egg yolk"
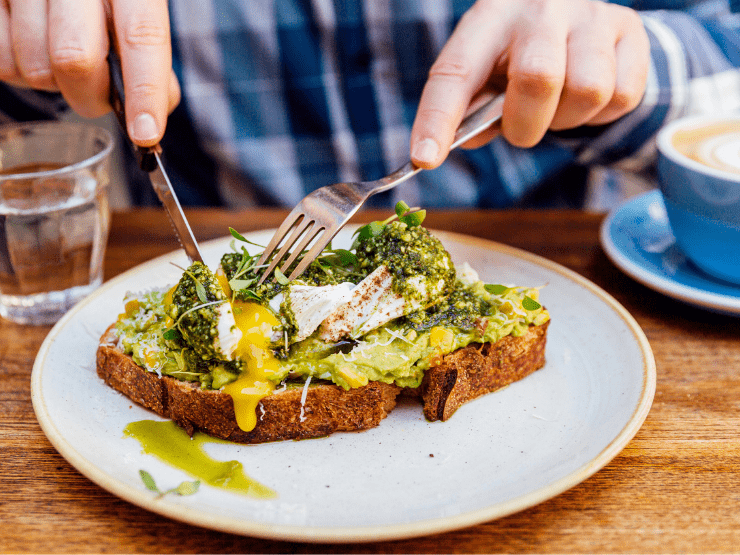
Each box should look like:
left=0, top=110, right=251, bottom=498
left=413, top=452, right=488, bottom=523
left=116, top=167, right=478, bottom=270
left=222, top=300, right=280, bottom=432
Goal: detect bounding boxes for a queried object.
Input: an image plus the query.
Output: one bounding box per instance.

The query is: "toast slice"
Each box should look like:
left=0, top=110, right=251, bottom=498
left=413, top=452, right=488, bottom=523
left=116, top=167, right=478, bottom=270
left=97, top=320, right=548, bottom=442
left=97, top=326, right=401, bottom=444
left=419, top=320, right=549, bottom=421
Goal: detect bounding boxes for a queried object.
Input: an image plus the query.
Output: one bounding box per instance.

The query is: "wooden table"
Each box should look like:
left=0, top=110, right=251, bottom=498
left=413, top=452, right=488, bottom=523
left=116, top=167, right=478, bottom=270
left=3, top=209, right=740, bottom=553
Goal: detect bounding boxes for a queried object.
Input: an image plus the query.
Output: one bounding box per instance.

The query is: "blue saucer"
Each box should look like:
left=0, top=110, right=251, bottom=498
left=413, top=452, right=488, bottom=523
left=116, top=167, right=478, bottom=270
left=600, top=190, right=740, bottom=316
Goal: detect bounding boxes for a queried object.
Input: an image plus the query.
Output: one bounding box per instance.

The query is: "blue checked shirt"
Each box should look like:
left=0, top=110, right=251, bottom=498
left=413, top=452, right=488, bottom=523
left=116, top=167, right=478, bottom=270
left=1, top=0, right=739, bottom=210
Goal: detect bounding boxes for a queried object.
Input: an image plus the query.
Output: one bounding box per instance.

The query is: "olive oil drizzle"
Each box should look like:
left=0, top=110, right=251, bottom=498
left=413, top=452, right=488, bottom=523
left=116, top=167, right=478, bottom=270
left=124, top=420, right=276, bottom=499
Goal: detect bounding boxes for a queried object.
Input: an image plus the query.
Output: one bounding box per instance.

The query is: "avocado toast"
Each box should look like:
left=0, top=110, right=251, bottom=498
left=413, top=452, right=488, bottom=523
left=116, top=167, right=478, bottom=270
left=97, top=204, right=550, bottom=443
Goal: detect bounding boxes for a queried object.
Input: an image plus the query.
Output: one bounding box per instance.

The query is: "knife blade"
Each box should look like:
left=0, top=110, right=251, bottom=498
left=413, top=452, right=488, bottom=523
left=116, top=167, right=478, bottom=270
left=107, top=45, right=204, bottom=264
left=147, top=148, right=204, bottom=263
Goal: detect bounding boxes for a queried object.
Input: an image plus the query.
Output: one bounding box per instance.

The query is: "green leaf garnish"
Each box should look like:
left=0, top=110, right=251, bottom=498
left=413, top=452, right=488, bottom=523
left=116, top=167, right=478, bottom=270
left=229, top=227, right=248, bottom=242
left=183, top=270, right=208, bottom=304
left=400, top=209, right=426, bottom=227
left=139, top=470, right=159, bottom=493
left=138, top=470, right=201, bottom=498
left=229, top=278, right=257, bottom=291
left=274, top=267, right=290, bottom=285
left=352, top=221, right=385, bottom=249
left=522, top=296, right=541, bottom=311
left=484, top=284, right=509, bottom=295
left=228, top=227, right=266, bottom=248
left=162, top=328, right=181, bottom=341
left=395, top=200, right=411, bottom=218
left=171, top=480, right=201, bottom=496
left=331, top=248, right=358, bottom=267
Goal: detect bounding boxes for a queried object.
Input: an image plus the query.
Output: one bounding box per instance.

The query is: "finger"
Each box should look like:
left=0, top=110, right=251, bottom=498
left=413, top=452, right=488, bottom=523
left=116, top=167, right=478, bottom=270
left=167, top=67, right=181, bottom=114
left=456, top=90, right=504, bottom=150
left=8, top=0, right=57, bottom=90
left=111, top=0, right=171, bottom=146
left=410, top=1, right=512, bottom=169
left=548, top=20, right=617, bottom=131
left=0, top=4, right=23, bottom=85
left=48, top=0, right=110, bottom=118
left=501, top=4, right=568, bottom=148
left=588, top=10, right=649, bottom=125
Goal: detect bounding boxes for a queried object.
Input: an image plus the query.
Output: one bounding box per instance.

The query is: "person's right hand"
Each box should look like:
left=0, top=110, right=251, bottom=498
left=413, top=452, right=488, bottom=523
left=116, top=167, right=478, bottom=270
left=0, top=0, right=180, bottom=147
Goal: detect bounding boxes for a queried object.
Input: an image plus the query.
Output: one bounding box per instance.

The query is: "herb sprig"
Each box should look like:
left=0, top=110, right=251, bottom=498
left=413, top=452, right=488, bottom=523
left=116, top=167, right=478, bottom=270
left=352, top=201, right=426, bottom=249
left=139, top=469, right=200, bottom=498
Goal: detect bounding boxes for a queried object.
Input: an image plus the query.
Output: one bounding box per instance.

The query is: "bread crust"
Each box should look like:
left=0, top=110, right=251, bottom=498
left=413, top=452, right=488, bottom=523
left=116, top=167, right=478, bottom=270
left=420, top=320, right=549, bottom=421
left=97, top=320, right=548, bottom=442
left=97, top=327, right=400, bottom=444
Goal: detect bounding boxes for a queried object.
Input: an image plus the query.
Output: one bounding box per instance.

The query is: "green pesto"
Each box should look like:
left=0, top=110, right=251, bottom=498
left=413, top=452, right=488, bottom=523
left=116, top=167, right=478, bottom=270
left=405, top=281, right=493, bottom=331
left=272, top=282, right=549, bottom=390
left=114, top=289, right=242, bottom=389
left=171, top=262, right=231, bottom=361
left=354, top=221, right=455, bottom=304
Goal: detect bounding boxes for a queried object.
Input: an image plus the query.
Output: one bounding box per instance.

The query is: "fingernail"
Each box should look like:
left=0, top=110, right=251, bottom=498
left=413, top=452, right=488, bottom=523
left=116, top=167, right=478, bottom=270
left=412, top=138, right=440, bottom=165
left=131, top=113, right=159, bottom=142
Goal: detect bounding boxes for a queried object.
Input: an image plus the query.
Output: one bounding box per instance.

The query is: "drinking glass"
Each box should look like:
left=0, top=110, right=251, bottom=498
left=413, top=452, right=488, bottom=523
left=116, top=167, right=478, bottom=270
left=0, top=122, right=113, bottom=324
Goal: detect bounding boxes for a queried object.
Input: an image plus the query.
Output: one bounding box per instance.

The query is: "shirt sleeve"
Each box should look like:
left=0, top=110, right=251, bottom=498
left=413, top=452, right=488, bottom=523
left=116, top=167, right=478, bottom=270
left=0, top=85, right=68, bottom=124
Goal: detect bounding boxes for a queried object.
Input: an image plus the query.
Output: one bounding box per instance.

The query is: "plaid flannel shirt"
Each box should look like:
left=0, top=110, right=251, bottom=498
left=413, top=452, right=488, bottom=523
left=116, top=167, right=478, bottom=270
left=1, top=0, right=739, bottom=209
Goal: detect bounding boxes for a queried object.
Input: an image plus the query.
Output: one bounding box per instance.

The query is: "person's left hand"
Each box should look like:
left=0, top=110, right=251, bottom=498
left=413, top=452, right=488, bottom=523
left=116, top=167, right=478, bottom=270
left=410, top=0, right=650, bottom=169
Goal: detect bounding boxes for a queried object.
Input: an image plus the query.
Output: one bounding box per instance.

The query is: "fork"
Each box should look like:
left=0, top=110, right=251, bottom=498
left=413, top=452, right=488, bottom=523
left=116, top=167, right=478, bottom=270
left=256, top=93, right=505, bottom=284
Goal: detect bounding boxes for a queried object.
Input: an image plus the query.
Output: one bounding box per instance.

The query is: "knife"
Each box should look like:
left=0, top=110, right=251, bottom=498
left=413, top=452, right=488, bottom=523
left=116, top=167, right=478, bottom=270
left=107, top=46, right=204, bottom=264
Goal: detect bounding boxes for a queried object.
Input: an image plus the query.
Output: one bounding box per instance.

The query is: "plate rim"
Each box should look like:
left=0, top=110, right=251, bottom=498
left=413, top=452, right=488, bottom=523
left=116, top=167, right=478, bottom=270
left=600, top=190, right=740, bottom=315
left=31, top=230, right=656, bottom=543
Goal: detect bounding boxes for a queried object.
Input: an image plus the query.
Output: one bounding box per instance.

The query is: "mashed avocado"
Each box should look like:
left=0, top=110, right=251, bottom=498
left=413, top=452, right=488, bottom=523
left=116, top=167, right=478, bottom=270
left=275, top=280, right=548, bottom=389
left=113, top=202, right=549, bottom=395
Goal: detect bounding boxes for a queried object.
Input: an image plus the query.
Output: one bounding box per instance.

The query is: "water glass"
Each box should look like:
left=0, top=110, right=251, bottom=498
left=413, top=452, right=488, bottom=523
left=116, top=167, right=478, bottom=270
left=0, top=122, right=113, bottom=324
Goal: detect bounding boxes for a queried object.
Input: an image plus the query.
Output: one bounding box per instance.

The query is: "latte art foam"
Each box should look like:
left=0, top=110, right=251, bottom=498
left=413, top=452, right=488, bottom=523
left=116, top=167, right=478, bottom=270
left=672, top=121, right=740, bottom=175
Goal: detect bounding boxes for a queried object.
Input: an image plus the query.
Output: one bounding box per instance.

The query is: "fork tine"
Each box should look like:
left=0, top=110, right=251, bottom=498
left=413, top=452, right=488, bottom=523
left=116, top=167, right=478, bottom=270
left=278, top=224, right=325, bottom=276
left=255, top=210, right=305, bottom=267
left=257, top=217, right=315, bottom=285
left=286, top=226, right=338, bottom=281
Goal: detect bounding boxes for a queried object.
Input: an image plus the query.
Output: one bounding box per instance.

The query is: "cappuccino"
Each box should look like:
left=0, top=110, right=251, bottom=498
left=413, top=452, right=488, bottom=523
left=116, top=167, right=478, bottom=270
left=671, top=121, right=740, bottom=175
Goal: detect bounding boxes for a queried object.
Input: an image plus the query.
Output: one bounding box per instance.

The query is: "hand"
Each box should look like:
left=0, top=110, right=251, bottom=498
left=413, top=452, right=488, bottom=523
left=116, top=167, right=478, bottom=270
left=0, top=0, right=180, bottom=147
left=410, top=0, right=650, bottom=169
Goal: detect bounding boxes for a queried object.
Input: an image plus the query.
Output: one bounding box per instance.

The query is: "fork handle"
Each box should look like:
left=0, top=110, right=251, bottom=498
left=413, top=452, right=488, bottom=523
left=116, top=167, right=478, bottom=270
left=363, top=93, right=505, bottom=196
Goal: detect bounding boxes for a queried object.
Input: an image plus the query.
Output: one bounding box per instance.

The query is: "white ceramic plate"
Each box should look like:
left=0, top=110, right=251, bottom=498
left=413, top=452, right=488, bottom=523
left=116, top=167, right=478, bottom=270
left=32, top=229, right=655, bottom=543
left=600, top=190, right=740, bottom=316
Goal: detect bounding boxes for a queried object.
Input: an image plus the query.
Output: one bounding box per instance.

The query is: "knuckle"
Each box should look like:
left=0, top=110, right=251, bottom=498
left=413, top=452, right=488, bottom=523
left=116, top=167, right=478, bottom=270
left=127, top=80, right=160, bottom=101
left=609, top=87, right=640, bottom=114
left=50, top=46, right=99, bottom=78
left=416, top=105, right=457, bottom=125
left=19, top=66, right=54, bottom=88
left=428, top=58, right=472, bottom=84
left=512, top=58, right=563, bottom=99
left=0, top=54, right=17, bottom=82
left=123, top=18, right=169, bottom=48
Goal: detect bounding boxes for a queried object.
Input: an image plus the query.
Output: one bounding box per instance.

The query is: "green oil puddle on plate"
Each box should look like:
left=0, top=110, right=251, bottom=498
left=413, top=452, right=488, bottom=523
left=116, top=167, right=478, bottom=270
left=124, top=420, right=276, bottom=499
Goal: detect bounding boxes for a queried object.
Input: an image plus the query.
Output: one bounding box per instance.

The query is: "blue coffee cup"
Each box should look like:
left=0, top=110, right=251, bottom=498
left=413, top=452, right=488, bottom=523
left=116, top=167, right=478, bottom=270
left=656, top=115, right=740, bottom=284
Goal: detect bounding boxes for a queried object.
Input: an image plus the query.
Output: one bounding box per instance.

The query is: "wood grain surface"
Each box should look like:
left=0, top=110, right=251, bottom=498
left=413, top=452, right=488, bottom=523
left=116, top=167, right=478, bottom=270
left=3, top=208, right=740, bottom=553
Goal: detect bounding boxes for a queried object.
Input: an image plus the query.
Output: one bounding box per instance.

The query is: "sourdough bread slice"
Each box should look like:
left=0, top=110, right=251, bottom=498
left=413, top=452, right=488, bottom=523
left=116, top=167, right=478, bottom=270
left=419, top=320, right=549, bottom=421
left=96, top=320, right=548, bottom=442
left=96, top=327, right=401, bottom=444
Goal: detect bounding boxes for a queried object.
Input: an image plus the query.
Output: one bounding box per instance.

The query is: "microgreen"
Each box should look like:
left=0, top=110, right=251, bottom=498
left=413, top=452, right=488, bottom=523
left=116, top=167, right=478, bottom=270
left=352, top=201, right=425, bottom=250
left=400, top=209, right=426, bottom=227
left=484, top=284, right=509, bottom=295
left=174, top=269, right=208, bottom=304
left=162, top=328, right=181, bottom=341
left=274, top=267, right=290, bottom=285
left=229, top=227, right=266, bottom=248
left=228, top=277, right=257, bottom=291
left=522, top=296, right=542, bottom=311
left=139, top=470, right=200, bottom=498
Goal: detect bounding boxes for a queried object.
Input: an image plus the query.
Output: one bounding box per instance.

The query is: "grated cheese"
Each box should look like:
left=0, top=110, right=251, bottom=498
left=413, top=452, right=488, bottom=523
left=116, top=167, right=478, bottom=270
left=299, top=376, right=312, bottom=422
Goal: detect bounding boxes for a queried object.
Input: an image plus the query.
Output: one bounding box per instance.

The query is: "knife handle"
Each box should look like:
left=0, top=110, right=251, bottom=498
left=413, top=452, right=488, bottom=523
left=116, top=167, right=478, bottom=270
left=107, top=46, right=158, bottom=173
